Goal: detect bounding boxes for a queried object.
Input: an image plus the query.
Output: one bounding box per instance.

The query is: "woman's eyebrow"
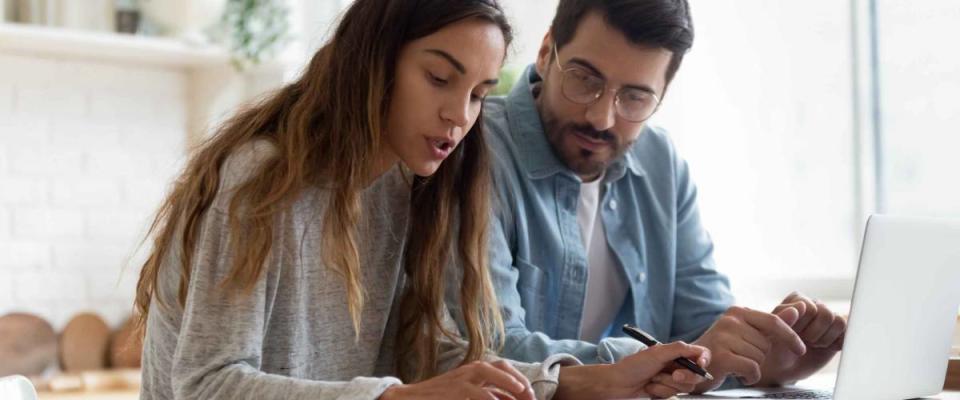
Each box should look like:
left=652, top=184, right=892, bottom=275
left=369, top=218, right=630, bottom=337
left=424, top=49, right=499, bottom=86
left=425, top=49, right=466, bottom=74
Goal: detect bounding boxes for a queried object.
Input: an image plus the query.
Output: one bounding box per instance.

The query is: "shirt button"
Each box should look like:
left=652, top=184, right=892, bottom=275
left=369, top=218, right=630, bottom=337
left=571, top=266, right=585, bottom=280
left=636, top=271, right=646, bottom=283
left=609, top=200, right=618, bottom=210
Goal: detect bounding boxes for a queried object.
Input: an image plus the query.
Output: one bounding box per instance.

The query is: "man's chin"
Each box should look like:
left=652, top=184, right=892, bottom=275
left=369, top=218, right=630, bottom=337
left=567, top=160, right=608, bottom=179
left=549, top=134, right=615, bottom=177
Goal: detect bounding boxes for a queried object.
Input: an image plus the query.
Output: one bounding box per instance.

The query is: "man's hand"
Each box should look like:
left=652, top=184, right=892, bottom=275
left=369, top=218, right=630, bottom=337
left=756, top=292, right=846, bottom=386
left=555, top=341, right=710, bottom=399
left=691, top=306, right=807, bottom=393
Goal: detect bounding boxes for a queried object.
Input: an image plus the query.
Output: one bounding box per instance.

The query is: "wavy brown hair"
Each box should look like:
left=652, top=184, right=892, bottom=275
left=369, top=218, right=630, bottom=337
left=132, top=0, right=512, bottom=382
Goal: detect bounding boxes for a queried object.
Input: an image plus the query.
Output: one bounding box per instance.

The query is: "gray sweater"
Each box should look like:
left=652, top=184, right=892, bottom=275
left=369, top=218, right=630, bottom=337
left=141, top=141, right=577, bottom=400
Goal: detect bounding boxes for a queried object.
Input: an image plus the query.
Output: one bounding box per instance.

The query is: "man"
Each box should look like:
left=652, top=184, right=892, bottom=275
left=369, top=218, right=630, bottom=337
left=475, top=0, right=846, bottom=392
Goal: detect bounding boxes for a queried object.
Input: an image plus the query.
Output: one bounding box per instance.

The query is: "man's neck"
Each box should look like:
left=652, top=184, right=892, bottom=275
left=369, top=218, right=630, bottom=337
left=579, top=172, right=603, bottom=183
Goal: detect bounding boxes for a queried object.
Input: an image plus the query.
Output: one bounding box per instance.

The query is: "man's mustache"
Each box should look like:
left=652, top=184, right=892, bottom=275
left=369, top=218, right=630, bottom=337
left=569, top=124, right=615, bottom=143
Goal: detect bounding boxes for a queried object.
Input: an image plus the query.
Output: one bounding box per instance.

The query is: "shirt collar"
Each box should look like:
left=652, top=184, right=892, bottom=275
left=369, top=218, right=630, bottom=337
left=504, top=64, right=646, bottom=182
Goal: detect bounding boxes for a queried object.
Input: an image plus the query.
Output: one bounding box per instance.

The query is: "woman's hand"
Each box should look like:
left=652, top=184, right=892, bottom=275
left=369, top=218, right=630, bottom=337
left=556, top=341, right=711, bottom=399
left=380, top=360, right=535, bottom=400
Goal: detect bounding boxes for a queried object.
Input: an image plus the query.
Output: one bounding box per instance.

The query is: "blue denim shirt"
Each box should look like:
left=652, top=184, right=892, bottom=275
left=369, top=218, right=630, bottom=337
left=485, top=65, right=735, bottom=364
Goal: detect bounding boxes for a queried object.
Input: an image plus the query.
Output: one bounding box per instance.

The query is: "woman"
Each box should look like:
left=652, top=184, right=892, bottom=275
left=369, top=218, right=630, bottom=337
left=133, top=1, right=709, bottom=399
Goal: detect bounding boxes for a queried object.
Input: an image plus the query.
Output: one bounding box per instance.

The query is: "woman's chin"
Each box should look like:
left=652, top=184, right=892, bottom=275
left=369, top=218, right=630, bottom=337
left=403, top=159, right=442, bottom=177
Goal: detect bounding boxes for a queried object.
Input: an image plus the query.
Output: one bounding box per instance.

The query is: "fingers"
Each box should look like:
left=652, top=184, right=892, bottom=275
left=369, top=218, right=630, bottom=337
left=668, top=369, right=705, bottom=387
left=720, top=352, right=763, bottom=385
left=734, top=306, right=806, bottom=355
left=489, top=360, right=535, bottom=400
left=463, top=361, right=528, bottom=398
left=700, top=328, right=766, bottom=382
left=793, top=298, right=819, bottom=332
left=798, top=300, right=836, bottom=344
left=655, top=364, right=707, bottom=388
left=461, top=385, right=502, bottom=400
left=488, top=387, right=522, bottom=400
left=774, top=306, right=800, bottom=327
left=646, top=371, right=707, bottom=398
left=775, top=293, right=847, bottom=351
left=725, top=334, right=766, bottom=364
left=827, top=331, right=845, bottom=351
left=778, top=292, right=819, bottom=332
left=736, top=321, right=773, bottom=356
left=650, top=341, right=711, bottom=367
left=812, top=315, right=846, bottom=348
left=645, top=382, right=684, bottom=399
left=772, top=297, right=807, bottom=318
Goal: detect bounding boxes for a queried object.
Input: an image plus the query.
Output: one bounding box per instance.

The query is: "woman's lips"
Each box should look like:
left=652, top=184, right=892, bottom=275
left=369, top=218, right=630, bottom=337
left=426, top=136, right=455, bottom=160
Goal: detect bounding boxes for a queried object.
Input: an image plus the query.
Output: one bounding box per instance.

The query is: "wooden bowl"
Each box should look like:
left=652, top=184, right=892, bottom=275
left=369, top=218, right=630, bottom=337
left=0, top=312, right=58, bottom=376
left=59, top=313, right=110, bottom=372
left=108, top=317, right=142, bottom=368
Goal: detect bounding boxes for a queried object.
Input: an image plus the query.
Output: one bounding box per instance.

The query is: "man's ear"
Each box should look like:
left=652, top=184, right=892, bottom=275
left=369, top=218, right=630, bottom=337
left=534, top=31, right=553, bottom=78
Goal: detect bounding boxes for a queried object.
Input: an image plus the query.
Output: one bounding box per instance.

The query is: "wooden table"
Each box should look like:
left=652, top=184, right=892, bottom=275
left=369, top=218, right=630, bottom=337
left=32, top=358, right=960, bottom=400
left=38, top=390, right=139, bottom=400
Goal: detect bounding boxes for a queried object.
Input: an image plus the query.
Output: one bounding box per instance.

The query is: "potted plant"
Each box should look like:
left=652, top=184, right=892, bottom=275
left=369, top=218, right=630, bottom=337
left=140, top=0, right=228, bottom=43
left=140, top=0, right=289, bottom=70
left=212, top=0, right=290, bottom=70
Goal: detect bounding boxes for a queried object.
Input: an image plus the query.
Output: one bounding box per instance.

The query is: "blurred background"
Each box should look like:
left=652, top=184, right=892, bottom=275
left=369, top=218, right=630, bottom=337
left=0, top=0, right=958, bottom=395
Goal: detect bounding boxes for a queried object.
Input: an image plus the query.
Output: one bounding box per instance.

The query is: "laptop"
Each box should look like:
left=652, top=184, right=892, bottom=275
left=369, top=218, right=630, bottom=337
left=682, top=214, right=960, bottom=400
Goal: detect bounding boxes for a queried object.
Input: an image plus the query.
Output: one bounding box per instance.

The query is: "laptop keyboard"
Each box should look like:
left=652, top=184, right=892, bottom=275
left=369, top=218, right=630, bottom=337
left=761, top=389, right=833, bottom=399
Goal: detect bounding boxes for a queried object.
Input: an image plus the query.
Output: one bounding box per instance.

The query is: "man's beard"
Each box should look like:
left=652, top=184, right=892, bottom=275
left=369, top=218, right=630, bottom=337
left=539, top=105, right=630, bottom=179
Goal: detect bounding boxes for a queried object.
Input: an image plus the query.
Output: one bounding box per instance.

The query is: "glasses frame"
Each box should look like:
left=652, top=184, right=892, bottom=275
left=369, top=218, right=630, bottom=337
left=552, top=45, right=662, bottom=123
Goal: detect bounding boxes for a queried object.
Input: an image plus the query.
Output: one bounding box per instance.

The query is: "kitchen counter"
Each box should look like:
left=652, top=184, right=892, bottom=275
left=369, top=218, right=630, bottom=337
left=38, top=390, right=139, bottom=400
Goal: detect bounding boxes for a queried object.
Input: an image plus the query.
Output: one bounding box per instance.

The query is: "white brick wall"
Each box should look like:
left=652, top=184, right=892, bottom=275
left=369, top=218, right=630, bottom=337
left=0, top=208, right=10, bottom=240
left=0, top=54, right=188, bottom=330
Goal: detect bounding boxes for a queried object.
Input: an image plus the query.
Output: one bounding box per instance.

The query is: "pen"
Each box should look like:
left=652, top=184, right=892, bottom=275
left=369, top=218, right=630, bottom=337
left=621, top=324, right=714, bottom=381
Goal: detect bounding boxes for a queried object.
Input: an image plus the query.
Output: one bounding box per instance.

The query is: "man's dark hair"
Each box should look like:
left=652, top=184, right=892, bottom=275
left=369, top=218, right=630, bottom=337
left=550, top=0, right=693, bottom=85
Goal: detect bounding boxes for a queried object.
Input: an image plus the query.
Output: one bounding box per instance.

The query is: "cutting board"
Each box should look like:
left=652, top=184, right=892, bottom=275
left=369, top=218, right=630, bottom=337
left=0, top=312, right=58, bottom=376
left=32, top=369, right=140, bottom=393
left=59, top=313, right=110, bottom=372
left=947, top=358, right=960, bottom=391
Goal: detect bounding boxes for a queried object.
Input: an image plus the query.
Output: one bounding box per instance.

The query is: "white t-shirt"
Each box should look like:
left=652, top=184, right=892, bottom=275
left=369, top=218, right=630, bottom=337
left=576, top=176, right=629, bottom=343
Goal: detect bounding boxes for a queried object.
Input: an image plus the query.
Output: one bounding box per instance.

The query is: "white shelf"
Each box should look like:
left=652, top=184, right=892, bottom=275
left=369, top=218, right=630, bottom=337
left=0, top=23, right=231, bottom=68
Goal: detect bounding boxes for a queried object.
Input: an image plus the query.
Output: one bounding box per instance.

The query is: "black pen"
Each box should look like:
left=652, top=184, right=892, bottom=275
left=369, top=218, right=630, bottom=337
left=622, top=324, right=714, bottom=380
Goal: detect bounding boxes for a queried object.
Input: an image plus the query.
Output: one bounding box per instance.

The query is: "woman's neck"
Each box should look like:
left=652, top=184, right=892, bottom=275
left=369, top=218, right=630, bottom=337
left=366, top=146, right=400, bottom=187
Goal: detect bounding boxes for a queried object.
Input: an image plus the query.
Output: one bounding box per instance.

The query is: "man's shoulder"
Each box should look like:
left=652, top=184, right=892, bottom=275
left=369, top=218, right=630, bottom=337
left=484, top=94, right=509, bottom=113
left=482, top=96, right=511, bottom=140
left=481, top=95, right=519, bottom=165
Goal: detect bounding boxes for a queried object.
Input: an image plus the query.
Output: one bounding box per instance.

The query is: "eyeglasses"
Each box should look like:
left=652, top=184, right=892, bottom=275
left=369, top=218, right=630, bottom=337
left=552, top=45, right=661, bottom=123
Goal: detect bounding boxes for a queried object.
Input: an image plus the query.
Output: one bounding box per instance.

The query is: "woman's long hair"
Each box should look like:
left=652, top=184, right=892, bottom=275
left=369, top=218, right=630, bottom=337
left=132, top=0, right=512, bottom=382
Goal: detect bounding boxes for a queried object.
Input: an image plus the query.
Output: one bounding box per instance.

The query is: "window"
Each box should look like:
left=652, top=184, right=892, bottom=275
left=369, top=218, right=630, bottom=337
left=650, top=1, right=859, bottom=306
left=876, top=1, right=960, bottom=218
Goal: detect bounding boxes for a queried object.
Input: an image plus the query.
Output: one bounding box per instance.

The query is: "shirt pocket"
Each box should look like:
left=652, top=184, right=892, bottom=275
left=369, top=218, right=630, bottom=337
left=515, top=257, right=548, bottom=330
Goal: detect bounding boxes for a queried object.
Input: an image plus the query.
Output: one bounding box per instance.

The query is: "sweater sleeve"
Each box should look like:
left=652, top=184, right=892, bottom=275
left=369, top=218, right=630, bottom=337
left=433, top=309, right=581, bottom=400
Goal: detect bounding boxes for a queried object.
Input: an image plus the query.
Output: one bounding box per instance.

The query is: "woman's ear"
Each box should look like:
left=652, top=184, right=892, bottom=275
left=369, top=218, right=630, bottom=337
left=534, top=31, right=554, bottom=78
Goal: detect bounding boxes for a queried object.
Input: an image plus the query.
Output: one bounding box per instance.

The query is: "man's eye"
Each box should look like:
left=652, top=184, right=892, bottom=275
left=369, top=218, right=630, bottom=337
left=571, top=70, right=591, bottom=82
left=625, top=91, right=651, bottom=102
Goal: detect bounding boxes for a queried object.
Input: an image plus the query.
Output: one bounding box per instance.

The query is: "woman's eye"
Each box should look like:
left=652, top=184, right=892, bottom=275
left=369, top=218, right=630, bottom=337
left=428, top=72, right=448, bottom=85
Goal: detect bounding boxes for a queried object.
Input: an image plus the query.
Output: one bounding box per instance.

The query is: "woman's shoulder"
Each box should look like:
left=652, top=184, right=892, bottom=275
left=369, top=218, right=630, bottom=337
left=220, top=139, right=279, bottom=190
